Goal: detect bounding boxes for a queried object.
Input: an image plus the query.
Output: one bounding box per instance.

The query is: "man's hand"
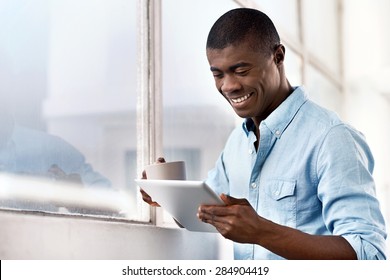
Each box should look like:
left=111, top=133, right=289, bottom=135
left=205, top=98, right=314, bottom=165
left=197, top=193, right=262, bottom=244
left=47, top=164, right=83, bottom=185
left=139, top=157, right=165, bottom=207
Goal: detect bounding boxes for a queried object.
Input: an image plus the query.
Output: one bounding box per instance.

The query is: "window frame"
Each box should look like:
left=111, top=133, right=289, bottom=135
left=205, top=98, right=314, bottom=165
left=136, top=0, right=164, bottom=225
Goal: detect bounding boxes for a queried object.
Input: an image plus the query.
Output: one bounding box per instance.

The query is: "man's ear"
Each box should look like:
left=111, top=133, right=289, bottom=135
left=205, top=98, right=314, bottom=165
left=274, top=44, right=285, bottom=65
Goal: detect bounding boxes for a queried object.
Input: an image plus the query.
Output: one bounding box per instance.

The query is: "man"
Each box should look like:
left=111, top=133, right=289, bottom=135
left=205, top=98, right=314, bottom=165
left=0, top=100, right=112, bottom=212
left=144, top=8, right=387, bottom=259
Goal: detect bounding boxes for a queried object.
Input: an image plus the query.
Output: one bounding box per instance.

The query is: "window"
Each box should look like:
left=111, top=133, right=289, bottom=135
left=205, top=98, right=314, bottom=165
left=0, top=0, right=141, bottom=219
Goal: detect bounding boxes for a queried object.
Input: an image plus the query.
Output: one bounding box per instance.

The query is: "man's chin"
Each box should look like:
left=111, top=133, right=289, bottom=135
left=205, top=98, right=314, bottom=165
left=231, top=107, right=253, bottom=119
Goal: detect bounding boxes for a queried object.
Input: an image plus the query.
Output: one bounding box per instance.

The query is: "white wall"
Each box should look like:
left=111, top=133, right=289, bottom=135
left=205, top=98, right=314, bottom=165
left=0, top=209, right=229, bottom=259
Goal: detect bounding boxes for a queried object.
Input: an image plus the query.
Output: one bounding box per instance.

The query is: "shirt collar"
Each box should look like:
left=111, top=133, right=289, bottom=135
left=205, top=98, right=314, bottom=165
left=242, top=86, right=308, bottom=138
left=242, top=118, right=255, bottom=136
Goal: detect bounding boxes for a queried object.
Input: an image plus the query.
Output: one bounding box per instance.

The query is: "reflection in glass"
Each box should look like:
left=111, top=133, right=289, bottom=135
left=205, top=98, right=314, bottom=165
left=0, top=0, right=138, bottom=219
left=0, top=97, right=113, bottom=213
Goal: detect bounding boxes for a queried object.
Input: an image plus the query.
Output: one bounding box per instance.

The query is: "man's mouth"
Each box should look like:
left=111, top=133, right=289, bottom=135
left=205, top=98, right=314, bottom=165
left=230, top=93, right=253, bottom=104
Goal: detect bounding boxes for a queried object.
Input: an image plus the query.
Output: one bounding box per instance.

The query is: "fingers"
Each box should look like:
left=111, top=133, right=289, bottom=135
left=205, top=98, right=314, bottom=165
left=140, top=189, right=160, bottom=207
left=197, top=207, right=232, bottom=235
left=47, top=164, right=83, bottom=184
left=141, top=170, right=147, bottom=179
left=198, top=209, right=221, bottom=224
left=220, top=193, right=250, bottom=206
left=198, top=195, right=261, bottom=243
left=197, top=194, right=250, bottom=224
left=139, top=157, right=165, bottom=206
left=141, top=157, right=166, bottom=179
left=197, top=205, right=229, bottom=223
left=47, top=164, right=67, bottom=177
left=197, top=194, right=249, bottom=216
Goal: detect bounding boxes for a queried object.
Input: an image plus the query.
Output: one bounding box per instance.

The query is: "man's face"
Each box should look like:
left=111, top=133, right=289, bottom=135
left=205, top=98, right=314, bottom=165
left=207, top=41, right=282, bottom=121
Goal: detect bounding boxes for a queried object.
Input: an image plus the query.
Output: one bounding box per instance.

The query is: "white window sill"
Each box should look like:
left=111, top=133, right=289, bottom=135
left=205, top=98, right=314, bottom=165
left=0, top=209, right=228, bottom=259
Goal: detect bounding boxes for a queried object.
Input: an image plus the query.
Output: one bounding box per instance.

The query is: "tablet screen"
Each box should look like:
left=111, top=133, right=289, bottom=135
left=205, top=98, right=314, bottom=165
left=135, top=179, right=224, bottom=233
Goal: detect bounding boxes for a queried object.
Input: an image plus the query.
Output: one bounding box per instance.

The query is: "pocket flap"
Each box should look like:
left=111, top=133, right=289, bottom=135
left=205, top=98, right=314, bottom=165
left=265, top=180, right=296, bottom=200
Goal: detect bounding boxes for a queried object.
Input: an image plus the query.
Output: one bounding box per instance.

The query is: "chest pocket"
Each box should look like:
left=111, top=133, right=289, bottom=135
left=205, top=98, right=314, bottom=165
left=260, top=179, right=297, bottom=227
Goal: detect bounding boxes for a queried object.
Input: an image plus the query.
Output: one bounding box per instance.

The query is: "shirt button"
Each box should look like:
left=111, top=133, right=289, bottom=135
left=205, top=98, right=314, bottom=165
left=251, top=183, right=257, bottom=189
left=275, top=130, right=281, bottom=136
left=248, top=149, right=254, bottom=154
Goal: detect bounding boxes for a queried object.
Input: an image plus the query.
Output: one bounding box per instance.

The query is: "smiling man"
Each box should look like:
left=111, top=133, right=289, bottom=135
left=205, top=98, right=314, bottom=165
left=197, top=8, right=387, bottom=260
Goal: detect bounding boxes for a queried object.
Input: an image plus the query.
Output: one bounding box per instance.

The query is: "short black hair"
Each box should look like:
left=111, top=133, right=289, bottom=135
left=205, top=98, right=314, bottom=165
left=206, top=8, right=280, bottom=55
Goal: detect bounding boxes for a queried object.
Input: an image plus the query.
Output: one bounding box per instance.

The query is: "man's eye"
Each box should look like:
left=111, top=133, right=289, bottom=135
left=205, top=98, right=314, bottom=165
left=236, top=70, right=249, bottom=76
left=213, top=73, right=223, bottom=79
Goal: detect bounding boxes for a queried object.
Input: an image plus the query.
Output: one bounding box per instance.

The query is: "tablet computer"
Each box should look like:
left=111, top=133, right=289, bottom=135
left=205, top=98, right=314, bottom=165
left=135, top=179, right=224, bottom=233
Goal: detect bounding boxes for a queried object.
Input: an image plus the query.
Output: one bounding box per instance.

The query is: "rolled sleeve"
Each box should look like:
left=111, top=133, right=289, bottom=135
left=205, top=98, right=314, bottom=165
left=343, top=234, right=386, bottom=260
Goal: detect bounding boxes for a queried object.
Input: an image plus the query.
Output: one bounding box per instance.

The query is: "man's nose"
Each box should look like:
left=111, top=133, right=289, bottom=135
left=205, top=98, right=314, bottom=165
left=220, top=75, right=241, bottom=94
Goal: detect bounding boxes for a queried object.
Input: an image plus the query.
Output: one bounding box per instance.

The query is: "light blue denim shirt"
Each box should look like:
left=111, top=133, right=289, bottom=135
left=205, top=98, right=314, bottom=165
left=206, top=86, right=387, bottom=260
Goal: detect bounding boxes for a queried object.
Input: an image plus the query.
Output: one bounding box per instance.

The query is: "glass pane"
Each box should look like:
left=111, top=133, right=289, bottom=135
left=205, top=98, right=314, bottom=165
left=302, top=0, right=340, bottom=75
left=306, top=66, right=342, bottom=114
left=284, top=46, right=303, bottom=87
left=0, top=0, right=140, bottom=220
left=251, top=0, right=299, bottom=39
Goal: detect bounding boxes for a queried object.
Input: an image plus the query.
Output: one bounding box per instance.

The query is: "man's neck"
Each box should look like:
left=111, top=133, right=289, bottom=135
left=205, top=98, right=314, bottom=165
left=251, top=84, right=295, bottom=147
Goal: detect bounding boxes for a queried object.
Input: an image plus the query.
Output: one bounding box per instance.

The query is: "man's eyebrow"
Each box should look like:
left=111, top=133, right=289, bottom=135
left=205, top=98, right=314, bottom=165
left=229, top=62, right=251, bottom=71
left=210, top=62, right=252, bottom=72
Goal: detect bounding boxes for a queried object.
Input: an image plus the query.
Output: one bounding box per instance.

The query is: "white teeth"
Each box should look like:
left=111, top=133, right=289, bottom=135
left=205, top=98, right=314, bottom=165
left=231, top=93, right=252, bottom=103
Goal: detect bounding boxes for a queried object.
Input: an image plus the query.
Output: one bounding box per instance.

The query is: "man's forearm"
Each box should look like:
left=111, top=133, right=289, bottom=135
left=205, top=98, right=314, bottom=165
left=255, top=218, right=357, bottom=260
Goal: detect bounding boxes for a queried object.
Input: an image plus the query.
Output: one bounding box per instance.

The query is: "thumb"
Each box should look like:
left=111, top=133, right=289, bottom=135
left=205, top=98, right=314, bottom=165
left=220, top=193, right=250, bottom=206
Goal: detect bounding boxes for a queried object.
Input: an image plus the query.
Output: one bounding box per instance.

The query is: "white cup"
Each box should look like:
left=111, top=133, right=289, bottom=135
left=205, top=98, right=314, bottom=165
left=144, top=161, right=186, bottom=180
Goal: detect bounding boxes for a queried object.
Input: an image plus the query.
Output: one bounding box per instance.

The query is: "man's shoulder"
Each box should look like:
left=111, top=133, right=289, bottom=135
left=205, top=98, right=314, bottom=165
left=298, top=99, right=367, bottom=144
left=12, top=125, right=82, bottom=155
left=289, top=86, right=343, bottom=127
left=299, top=98, right=343, bottom=128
